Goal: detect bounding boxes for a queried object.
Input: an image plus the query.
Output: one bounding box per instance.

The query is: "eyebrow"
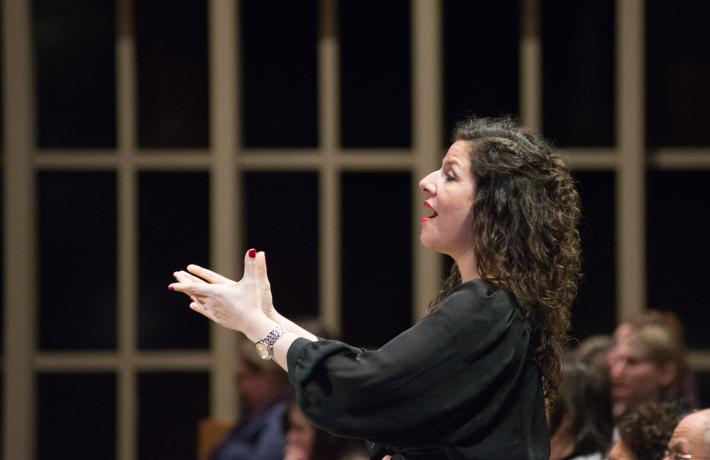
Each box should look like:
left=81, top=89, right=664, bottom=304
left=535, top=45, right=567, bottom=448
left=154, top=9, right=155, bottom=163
left=442, top=158, right=462, bottom=169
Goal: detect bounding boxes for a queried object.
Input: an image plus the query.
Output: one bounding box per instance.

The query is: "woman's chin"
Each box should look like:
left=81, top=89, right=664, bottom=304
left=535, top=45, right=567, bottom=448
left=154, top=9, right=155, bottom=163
left=419, top=234, right=436, bottom=250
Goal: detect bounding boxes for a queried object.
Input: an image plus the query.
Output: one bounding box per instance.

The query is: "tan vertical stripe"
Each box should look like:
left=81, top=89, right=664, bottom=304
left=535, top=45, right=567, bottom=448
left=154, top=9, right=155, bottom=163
left=210, top=0, right=239, bottom=419
left=319, top=0, right=342, bottom=337
left=412, top=0, right=444, bottom=320
left=116, top=0, right=138, bottom=458
left=3, top=0, right=36, bottom=458
left=616, top=0, right=646, bottom=319
left=520, top=0, right=541, bottom=132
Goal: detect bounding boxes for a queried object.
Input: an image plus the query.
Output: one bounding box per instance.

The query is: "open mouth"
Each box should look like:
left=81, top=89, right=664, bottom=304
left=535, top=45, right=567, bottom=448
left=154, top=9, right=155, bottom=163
left=421, top=201, right=438, bottom=222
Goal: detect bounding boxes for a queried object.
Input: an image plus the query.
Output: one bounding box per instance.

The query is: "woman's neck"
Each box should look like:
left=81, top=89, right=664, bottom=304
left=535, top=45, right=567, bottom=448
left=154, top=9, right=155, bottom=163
left=454, top=248, right=480, bottom=283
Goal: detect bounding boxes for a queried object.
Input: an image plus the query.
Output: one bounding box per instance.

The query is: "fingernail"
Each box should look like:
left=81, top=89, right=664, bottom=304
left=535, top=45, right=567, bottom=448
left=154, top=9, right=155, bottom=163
left=248, top=248, right=257, bottom=259
left=168, top=285, right=174, bottom=290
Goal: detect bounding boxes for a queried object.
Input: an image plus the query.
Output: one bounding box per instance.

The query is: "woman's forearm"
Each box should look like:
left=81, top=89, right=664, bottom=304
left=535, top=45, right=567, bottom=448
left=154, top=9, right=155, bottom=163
left=268, top=310, right=319, bottom=342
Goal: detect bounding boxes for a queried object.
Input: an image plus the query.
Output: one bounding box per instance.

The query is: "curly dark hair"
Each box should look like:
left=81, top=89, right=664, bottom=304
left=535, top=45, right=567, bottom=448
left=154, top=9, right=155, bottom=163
left=618, top=402, right=683, bottom=460
left=430, top=116, right=581, bottom=404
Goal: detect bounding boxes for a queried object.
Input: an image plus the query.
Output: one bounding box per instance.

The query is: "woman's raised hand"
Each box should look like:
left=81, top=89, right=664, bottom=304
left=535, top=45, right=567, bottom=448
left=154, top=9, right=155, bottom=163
left=173, top=249, right=277, bottom=320
left=169, top=250, right=273, bottom=332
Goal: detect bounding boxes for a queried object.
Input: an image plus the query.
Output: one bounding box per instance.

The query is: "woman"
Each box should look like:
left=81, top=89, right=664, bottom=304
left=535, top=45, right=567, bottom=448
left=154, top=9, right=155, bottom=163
left=170, top=117, right=581, bottom=459
left=548, top=360, right=613, bottom=460
left=608, top=310, right=697, bottom=416
left=283, top=399, right=369, bottom=460
left=608, top=323, right=688, bottom=418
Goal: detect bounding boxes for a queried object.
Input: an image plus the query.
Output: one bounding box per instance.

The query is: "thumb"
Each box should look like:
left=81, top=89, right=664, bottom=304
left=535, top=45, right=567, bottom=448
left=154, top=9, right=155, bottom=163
left=242, top=248, right=258, bottom=283
left=255, top=251, right=273, bottom=300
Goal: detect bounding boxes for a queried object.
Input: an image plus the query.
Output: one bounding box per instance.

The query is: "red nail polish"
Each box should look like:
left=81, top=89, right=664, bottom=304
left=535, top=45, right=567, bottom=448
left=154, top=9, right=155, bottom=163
left=248, top=248, right=257, bottom=259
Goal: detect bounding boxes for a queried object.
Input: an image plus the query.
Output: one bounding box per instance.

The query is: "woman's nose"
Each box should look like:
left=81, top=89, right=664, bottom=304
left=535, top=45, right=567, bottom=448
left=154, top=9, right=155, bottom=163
left=609, top=361, right=624, bottom=380
left=419, top=171, right=436, bottom=194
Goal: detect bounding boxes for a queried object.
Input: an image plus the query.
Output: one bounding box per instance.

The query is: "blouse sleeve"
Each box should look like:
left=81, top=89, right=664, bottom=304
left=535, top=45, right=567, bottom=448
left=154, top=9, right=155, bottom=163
left=286, top=281, right=535, bottom=448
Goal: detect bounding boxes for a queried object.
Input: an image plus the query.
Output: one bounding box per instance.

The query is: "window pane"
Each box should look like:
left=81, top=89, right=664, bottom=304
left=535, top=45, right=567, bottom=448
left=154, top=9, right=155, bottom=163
left=443, top=0, right=519, bottom=143
left=138, top=173, right=209, bottom=349
left=38, top=373, right=116, bottom=460
left=542, top=0, right=615, bottom=146
left=136, top=0, right=209, bottom=148
left=0, top=173, right=3, bottom=353
left=240, top=0, right=318, bottom=147
left=39, top=172, right=117, bottom=350
left=695, top=372, right=710, bottom=408
left=138, top=372, right=209, bottom=460
left=341, top=172, right=411, bottom=347
left=243, top=172, right=319, bottom=319
left=647, top=0, right=710, bottom=147
left=33, top=0, right=116, bottom=148
left=340, top=0, right=411, bottom=148
left=647, top=171, right=710, bottom=348
left=570, top=171, right=616, bottom=341
left=0, top=3, right=3, bottom=154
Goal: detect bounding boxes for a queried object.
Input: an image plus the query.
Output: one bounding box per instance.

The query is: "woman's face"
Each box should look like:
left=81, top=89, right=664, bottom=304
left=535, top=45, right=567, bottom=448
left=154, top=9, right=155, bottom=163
left=609, top=340, right=667, bottom=412
left=284, top=404, right=316, bottom=460
left=418, top=141, right=475, bottom=257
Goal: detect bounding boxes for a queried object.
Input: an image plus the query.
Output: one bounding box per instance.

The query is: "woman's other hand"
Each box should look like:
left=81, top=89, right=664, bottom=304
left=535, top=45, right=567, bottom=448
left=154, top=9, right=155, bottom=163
left=169, top=250, right=271, bottom=332
left=174, top=249, right=277, bottom=319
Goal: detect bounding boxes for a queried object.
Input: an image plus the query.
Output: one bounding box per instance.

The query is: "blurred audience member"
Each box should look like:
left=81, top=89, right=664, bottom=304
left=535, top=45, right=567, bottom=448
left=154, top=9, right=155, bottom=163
left=283, top=400, right=368, bottom=460
left=608, top=401, right=682, bottom=460
left=549, top=360, right=613, bottom=460
left=576, top=335, right=614, bottom=376
left=209, top=317, right=333, bottom=459
left=665, top=409, right=710, bottom=460
left=208, top=335, right=291, bottom=460
left=609, top=320, right=689, bottom=417
left=610, top=310, right=699, bottom=412
left=612, top=311, right=684, bottom=348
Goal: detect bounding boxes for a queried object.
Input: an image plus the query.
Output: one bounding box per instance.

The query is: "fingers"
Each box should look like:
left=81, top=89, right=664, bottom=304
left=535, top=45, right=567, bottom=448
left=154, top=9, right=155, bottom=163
left=174, top=270, right=205, bottom=284
left=168, top=281, right=212, bottom=297
left=242, top=248, right=258, bottom=283
left=187, top=264, right=233, bottom=284
left=169, top=278, right=215, bottom=321
left=189, top=300, right=215, bottom=322
left=255, top=252, right=273, bottom=310
left=255, top=251, right=271, bottom=292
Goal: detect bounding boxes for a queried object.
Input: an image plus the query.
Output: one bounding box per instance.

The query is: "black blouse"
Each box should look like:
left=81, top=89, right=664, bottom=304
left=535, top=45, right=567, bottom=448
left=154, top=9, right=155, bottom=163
left=287, top=280, right=549, bottom=460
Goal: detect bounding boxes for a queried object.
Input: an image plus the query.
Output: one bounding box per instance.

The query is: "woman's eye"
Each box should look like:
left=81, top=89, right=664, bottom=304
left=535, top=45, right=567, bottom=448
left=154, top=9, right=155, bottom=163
left=444, top=172, right=455, bottom=182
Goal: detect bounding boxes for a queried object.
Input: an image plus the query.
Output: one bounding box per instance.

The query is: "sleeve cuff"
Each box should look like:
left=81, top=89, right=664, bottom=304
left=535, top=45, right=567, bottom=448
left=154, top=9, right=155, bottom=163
left=286, top=337, right=312, bottom=383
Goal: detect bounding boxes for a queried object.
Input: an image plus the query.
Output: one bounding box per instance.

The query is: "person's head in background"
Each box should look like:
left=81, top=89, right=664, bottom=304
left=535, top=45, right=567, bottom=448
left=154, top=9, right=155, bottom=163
left=235, top=334, right=290, bottom=414
left=235, top=316, right=332, bottom=414
left=576, top=335, right=614, bottom=376
left=283, top=400, right=368, bottom=460
left=608, top=401, right=683, bottom=460
left=609, top=318, right=687, bottom=417
left=665, top=408, right=710, bottom=460
left=548, top=359, right=613, bottom=460
left=612, top=310, right=685, bottom=351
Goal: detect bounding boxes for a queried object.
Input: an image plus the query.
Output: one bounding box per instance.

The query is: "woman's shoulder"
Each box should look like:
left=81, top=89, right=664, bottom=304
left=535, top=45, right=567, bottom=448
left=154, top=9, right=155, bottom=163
left=426, top=279, right=527, bottom=342
left=441, top=279, right=518, bottom=317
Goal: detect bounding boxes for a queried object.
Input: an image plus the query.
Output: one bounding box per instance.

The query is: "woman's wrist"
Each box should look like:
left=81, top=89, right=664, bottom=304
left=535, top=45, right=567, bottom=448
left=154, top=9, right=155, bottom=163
left=241, top=313, right=281, bottom=344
